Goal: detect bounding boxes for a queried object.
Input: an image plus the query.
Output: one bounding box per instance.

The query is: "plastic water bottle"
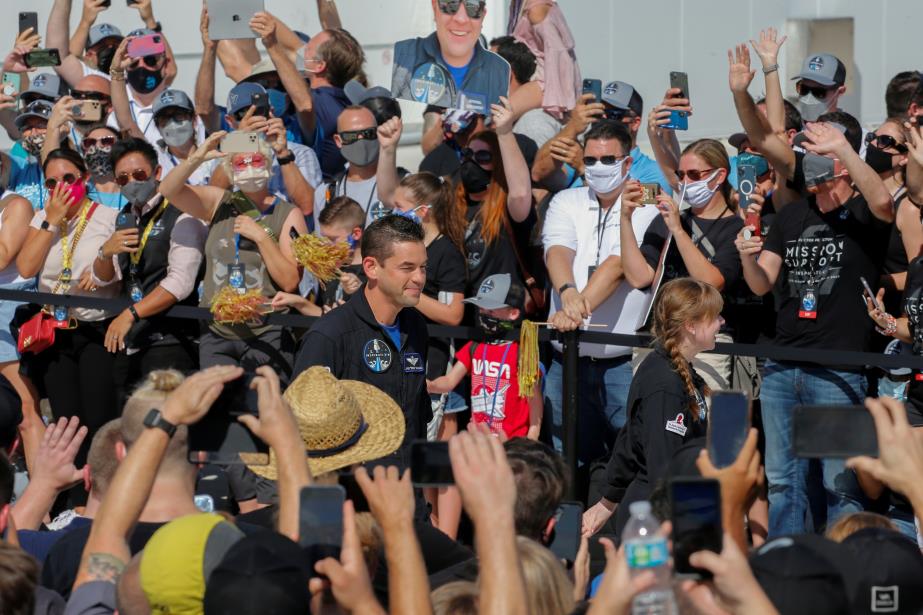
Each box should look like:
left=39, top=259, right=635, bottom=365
left=623, top=501, right=677, bottom=615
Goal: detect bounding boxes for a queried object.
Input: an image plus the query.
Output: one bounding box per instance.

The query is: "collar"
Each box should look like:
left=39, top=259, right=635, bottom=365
left=133, top=193, right=165, bottom=217
left=587, top=187, right=624, bottom=212
left=353, top=286, right=410, bottom=349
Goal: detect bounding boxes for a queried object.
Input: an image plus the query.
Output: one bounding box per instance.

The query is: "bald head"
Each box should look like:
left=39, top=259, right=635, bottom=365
left=336, top=106, right=376, bottom=133
left=75, top=75, right=111, bottom=98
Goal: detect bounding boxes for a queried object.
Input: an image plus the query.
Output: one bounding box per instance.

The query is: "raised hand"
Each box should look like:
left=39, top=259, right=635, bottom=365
left=377, top=116, right=403, bottom=150
left=749, top=27, right=787, bottom=67
left=265, top=116, right=288, bottom=154
left=160, top=365, right=244, bottom=426
left=549, top=137, right=583, bottom=174
left=237, top=366, right=301, bottom=451
left=249, top=11, right=278, bottom=48
left=567, top=93, right=605, bottom=134
left=491, top=96, right=516, bottom=136
left=728, top=43, right=756, bottom=94
left=81, top=0, right=109, bottom=27
left=30, top=417, right=88, bottom=492
left=45, top=183, right=78, bottom=227
left=190, top=130, right=228, bottom=165
left=355, top=466, right=416, bottom=531
left=200, top=2, right=216, bottom=50
left=802, top=122, right=851, bottom=157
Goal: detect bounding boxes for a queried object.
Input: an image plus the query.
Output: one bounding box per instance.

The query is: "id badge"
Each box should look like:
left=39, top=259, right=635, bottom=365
left=228, top=263, right=246, bottom=294
left=53, top=305, right=68, bottom=322
left=587, top=265, right=597, bottom=279
left=60, top=268, right=72, bottom=283
left=798, top=286, right=818, bottom=320
left=129, top=284, right=144, bottom=302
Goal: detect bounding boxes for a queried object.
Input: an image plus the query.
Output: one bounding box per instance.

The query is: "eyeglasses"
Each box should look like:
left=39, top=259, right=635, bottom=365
left=461, top=148, right=492, bottom=165
left=231, top=154, right=268, bottom=172
left=157, top=109, right=193, bottom=123
left=72, top=90, right=110, bottom=102
left=602, top=108, right=633, bottom=122
left=338, top=128, right=377, bottom=145
left=44, top=174, right=79, bottom=190
left=676, top=168, right=717, bottom=181
left=437, top=0, right=486, bottom=19
left=796, top=82, right=833, bottom=99
left=81, top=136, right=117, bottom=151
left=866, top=132, right=908, bottom=153
left=115, top=169, right=152, bottom=186
left=583, top=155, right=627, bottom=167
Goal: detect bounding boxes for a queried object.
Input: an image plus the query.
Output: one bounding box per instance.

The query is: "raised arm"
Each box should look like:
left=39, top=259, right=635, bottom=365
left=493, top=97, right=532, bottom=222
left=619, top=194, right=656, bottom=289
left=70, top=0, right=107, bottom=59
left=0, top=196, right=31, bottom=271
left=735, top=227, right=782, bottom=296
left=266, top=117, right=315, bottom=215
left=16, top=185, right=75, bottom=279
left=749, top=28, right=788, bottom=136
left=108, top=39, right=145, bottom=139
left=316, top=0, right=343, bottom=30
left=376, top=117, right=403, bottom=206
left=40, top=97, right=78, bottom=164
left=159, top=131, right=229, bottom=222
left=646, top=91, right=686, bottom=189
left=903, top=121, right=923, bottom=205
left=46, top=0, right=90, bottom=87
left=532, top=93, right=601, bottom=185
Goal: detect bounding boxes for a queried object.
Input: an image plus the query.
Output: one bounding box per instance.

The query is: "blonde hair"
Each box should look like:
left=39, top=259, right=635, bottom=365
left=826, top=512, right=897, bottom=542
left=651, top=278, right=723, bottom=415
left=120, top=370, right=188, bottom=468
left=515, top=537, right=575, bottom=615
left=681, top=139, right=733, bottom=208
left=431, top=581, right=478, bottom=615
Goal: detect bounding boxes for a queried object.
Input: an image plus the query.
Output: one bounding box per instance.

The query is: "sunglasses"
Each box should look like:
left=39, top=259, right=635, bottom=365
left=81, top=136, right=117, bottom=151
left=44, top=174, right=79, bottom=190
left=583, top=155, right=627, bottom=167
left=115, top=169, right=152, bottom=186
left=866, top=132, right=908, bottom=153
left=437, top=0, right=486, bottom=19
left=461, top=148, right=492, bottom=165
left=137, top=55, right=165, bottom=70
left=796, top=82, right=832, bottom=99
left=231, top=154, right=268, bottom=172
left=338, top=128, right=377, bottom=145
left=676, top=168, right=717, bottom=181
left=72, top=90, right=110, bottom=102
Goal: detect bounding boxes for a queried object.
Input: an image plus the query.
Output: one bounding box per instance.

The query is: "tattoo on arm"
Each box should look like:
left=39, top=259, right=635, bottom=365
left=86, top=553, right=126, bottom=583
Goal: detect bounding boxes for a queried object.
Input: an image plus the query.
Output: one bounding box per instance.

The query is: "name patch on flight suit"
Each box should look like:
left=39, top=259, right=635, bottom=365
left=363, top=339, right=393, bottom=373
left=402, top=352, right=424, bottom=373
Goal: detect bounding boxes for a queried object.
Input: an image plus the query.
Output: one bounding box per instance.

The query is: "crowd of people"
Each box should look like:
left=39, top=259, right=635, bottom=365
left=0, top=0, right=920, bottom=613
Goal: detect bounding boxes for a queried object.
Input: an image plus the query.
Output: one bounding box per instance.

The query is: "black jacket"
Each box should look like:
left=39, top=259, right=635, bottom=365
left=604, top=346, right=708, bottom=507
left=292, top=286, right=430, bottom=468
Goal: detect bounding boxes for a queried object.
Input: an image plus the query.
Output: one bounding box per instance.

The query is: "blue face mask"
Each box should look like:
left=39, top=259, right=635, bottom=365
left=266, top=89, right=289, bottom=118
left=393, top=206, right=426, bottom=226
left=346, top=235, right=358, bottom=249
left=737, top=152, right=770, bottom=177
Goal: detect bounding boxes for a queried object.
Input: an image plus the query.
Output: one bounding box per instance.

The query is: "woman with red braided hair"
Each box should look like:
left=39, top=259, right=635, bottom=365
left=582, top=278, right=723, bottom=537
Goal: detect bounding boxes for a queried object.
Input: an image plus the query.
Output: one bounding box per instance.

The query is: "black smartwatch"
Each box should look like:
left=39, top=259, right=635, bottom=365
left=558, top=282, right=577, bottom=295
left=143, top=409, right=177, bottom=437
left=40, top=219, right=59, bottom=233
left=277, top=151, right=296, bottom=166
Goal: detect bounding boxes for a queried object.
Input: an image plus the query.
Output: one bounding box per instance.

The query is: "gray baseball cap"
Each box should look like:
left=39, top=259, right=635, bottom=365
left=22, top=73, right=64, bottom=102
left=87, top=23, right=123, bottom=48
left=15, top=100, right=53, bottom=129
left=152, top=89, right=194, bottom=118
left=344, top=79, right=393, bottom=105
left=602, top=81, right=643, bottom=117
left=793, top=54, right=846, bottom=88
left=463, top=274, right=525, bottom=311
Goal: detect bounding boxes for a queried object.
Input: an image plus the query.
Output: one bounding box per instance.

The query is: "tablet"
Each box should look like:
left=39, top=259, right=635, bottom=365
left=207, top=0, right=264, bottom=40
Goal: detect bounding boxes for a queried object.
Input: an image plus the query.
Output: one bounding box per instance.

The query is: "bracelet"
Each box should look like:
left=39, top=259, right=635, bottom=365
left=128, top=305, right=141, bottom=323
left=762, top=64, right=779, bottom=75
left=876, top=313, right=897, bottom=337
left=109, top=70, right=125, bottom=81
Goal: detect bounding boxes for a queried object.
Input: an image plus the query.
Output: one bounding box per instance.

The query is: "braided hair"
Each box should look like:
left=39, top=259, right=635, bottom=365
left=651, top=278, right=724, bottom=416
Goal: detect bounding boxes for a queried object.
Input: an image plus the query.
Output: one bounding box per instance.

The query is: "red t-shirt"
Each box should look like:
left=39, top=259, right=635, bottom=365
left=456, top=341, right=534, bottom=438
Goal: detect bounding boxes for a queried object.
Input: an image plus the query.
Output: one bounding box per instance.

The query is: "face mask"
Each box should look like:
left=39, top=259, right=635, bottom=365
left=798, top=92, right=831, bottom=122
left=737, top=152, right=770, bottom=178
left=584, top=159, right=627, bottom=195
left=233, top=166, right=270, bottom=193
left=121, top=178, right=158, bottom=205
left=394, top=206, right=426, bottom=225
left=680, top=170, right=720, bottom=207
left=864, top=144, right=898, bottom=175
left=460, top=160, right=491, bottom=194
left=346, top=235, right=358, bottom=250
left=266, top=89, right=289, bottom=118
left=340, top=139, right=379, bottom=167
left=96, top=46, right=116, bottom=74
left=127, top=67, right=164, bottom=94
left=161, top=119, right=194, bottom=148
left=84, top=149, right=114, bottom=177
left=802, top=153, right=837, bottom=188
left=477, top=312, right=513, bottom=337
left=22, top=133, right=45, bottom=156
left=65, top=181, right=87, bottom=206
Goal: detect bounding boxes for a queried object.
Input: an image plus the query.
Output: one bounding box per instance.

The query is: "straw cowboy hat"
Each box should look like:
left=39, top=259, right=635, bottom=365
left=248, top=366, right=405, bottom=479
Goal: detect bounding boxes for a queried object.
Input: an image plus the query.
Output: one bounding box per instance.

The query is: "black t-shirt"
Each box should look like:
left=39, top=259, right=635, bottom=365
left=464, top=201, right=536, bottom=295
left=762, top=194, right=891, bottom=352
left=423, top=235, right=467, bottom=379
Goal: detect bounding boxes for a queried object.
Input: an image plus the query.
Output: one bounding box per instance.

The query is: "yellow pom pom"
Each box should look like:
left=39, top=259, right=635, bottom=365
left=518, top=320, right=539, bottom=398
left=291, top=234, right=351, bottom=287
left=210, top=287, right=268, bottom=325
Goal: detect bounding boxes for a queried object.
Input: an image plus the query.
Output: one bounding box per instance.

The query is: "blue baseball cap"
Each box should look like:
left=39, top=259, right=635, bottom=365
left=227, top=82, right=269, bottom=116
left=15, top=100, right=53, bottom=129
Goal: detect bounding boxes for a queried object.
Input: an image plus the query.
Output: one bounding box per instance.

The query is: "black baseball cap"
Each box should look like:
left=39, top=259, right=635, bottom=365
left=842, top=528, right=923, bottom=615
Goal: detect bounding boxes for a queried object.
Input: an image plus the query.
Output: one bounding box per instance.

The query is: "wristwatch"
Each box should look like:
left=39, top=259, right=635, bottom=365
left=40, top=220, right=58, bottom=233
left=152, top=21, right=163, bottom=33
left=277, top=151, right=296, bottom=166
left=143, top=409, right=177, bottom=437
left=558, top=282, right=577, bottom=295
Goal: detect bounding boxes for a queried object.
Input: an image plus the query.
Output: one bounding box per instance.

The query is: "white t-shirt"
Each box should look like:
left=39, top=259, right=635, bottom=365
left=106, top=85, right=207, bottom=150
left=312, top=173, right=385, bottom=230
left=542, top=186, right=659, bottom=358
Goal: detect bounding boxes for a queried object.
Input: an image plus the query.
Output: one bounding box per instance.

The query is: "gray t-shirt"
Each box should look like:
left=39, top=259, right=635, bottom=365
left=312, top=174, right=385, bottom=230
left=64, top=582, right=115, bottom=615
left=514, top=109, right=562, bottom=149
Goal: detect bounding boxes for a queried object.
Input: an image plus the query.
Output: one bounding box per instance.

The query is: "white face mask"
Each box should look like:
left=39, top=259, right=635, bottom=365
left=680, top=170, right=720, bottom=207
left=584, top=159, right=627, bottom=195
left=798, top=92, right=831, bottom=122
left=233, top=166, right=270, bottom=193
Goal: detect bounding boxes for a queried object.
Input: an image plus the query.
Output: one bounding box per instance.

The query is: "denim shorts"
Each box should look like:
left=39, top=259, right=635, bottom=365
left=0, top=279, right=36, bottom=363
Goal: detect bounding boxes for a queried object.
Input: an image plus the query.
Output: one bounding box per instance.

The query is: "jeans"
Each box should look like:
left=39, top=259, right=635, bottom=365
left=761, top=360, right=867, bottom=537
left=546, top=354, right=632, bottom=466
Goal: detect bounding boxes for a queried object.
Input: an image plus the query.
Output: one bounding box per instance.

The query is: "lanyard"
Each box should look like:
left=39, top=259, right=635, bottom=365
left=129, top=99, right=157, bottom=141
left=130, top=198, right=169, bottom=269
left=595, top=201, right=616, bottom=266
left=234, top=198, right=278, bottom=262
left=480, top=341, right=513, bottom=424
left=56, top=199, right=95, bottom=292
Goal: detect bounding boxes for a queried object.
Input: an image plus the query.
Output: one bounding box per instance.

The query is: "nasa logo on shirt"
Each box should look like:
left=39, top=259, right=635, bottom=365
left=363, top=339, right=393, bottom=373
left=665, top=413, right=687, bottom=436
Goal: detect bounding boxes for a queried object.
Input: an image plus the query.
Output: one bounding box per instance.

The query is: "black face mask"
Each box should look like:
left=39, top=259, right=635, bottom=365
left=127, top=67, right=164, bottom=95
left=96, top=46, right=116, bottom=74
left=477, top=312, right=513, bottom=337
left=865, top=144, right=897, bottom=175
left=460, top=160, right=491, bottom=195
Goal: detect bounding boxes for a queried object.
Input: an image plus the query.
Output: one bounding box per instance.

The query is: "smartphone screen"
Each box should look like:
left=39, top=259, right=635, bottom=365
left=24, top=50, right=62, bottom=69
left=582, top=78, right=602, bottom=102
left=793, top=405, right=878, bottom=458
left=299, top=485, right=345, bottom=569
left=548, top=501, right=583, bottom=563
left=640, top=183, right=661, bottom=205
left=19, top=12, right=38, bottom=36
left=707, top=391, right=751, bottom=468
left=671, top=478, right=722, bottom=579
left=187, top=371, right=270, bottom=465
left=410, top=440, right=454, bottom=487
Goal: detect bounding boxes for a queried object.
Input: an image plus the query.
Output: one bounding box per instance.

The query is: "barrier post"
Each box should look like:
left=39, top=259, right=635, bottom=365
left=561, top=329, right=579, bottom=499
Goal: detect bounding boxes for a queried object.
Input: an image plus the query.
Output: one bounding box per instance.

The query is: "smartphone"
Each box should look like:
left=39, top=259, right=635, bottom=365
left=664, top=71, right=689, bottom=131
left=793, top=405, right=878, bottom=458
left=707, top=391, right=751, bottom=469
left=582, top=78, right=602, bottom=103
left=548, top=501, right=583, bottom=564
left=861, top=276, right=882, bottom=311
left=72, top=100, right=103, bottom=123
left=19, top=12, right=38, bottom=37
left=249, top=92, right=270, bottom=115
left=23, top=49, right=62, bottom=69
left=220, top=131, right=262, bottom=154
left=126, top=34, right=165, bottom=59
left=410, top=440, right=454, bottom=487
left=640, top=182, right=661, bottom=205
left=671, top=478, right=722, bottom=580
left=115, top=211, right=138, bottom=231
left=126, top=0, right=140, bottom=5
left=299, top=485, right=345, bottom=571
left=1, top=73, right=22, bottom=98
left=187, top=371, right=270, bottom=465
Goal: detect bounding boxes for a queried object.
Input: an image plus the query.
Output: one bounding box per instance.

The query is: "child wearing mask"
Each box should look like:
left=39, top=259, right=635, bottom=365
left=427, top=273, right=542, bottom=440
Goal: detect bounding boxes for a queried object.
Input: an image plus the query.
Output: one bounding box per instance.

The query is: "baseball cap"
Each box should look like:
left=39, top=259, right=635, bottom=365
left=153, top=88, right=195, bottom=118
left=204, top=532, right=312, bottom=615
left=22, top=73, right=64, bottom=103
left=602, top=81, right=643, bottom=117
left=87, top=23, right=123, bottom=48
left=728, top=132, right=749, bottom=150
left=227, top=82, right=269, bottom=116
left=344, top=79, right=393, bottom=105
left=463, top=273, right=526, bottom=311
left=139, top=513, right=245, bottom=615
left=842, top=528, right=923, bottom=615
left=750, top=534, right=861, bottom=615
left=792, top=120, right=848, bottom=149
left=793, top=53, right=847, bottom=88
left=15, top=100, right=53, bottom=130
